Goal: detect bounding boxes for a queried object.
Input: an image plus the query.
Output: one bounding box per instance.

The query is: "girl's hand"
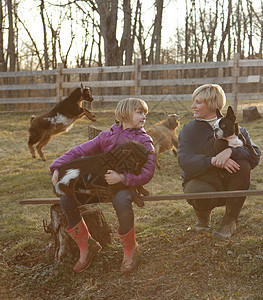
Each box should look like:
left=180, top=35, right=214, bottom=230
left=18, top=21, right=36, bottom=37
left=105, top=170, right=125, bottom=185
left=51, top=169, right=59, bottom=187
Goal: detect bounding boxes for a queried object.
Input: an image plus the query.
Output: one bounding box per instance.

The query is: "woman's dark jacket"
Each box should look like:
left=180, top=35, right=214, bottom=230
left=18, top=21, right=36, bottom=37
left=177, top=119, right=261, bottom=187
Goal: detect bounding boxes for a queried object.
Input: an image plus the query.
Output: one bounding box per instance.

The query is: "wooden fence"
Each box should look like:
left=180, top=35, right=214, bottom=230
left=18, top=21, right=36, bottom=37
left=1, top=53, right=263, bottom=111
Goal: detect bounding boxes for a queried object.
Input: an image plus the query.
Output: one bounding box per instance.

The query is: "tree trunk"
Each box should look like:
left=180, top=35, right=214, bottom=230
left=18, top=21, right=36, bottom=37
left=96, top=0, right=120, bottom=66
left=40, top=0, right=49, bottom=70
left=0, top=0, right=6, bottom=72
left=243, top=106, right=262, bottom=122
left=7, top=0, right=15, bottom=71
left=44, top=204, right=111, bottom=263
left=148, top=0, right=163, bottom=64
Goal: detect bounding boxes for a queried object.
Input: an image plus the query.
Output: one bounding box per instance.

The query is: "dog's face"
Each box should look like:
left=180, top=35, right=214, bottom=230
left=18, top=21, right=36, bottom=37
left=213, top=106, right=236, bottom=139
left=81, top=83, right=93, bottom=102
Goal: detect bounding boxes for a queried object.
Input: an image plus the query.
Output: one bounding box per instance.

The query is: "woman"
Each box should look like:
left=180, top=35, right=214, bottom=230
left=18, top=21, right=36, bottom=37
left=177, top=84, right=261, bottom=239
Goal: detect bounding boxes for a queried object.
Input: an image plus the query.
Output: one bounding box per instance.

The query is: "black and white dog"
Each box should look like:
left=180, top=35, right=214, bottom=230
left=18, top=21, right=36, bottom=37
left=197, top=106, right=258, bottom=189
left=212, top=106, right=258, bottom=158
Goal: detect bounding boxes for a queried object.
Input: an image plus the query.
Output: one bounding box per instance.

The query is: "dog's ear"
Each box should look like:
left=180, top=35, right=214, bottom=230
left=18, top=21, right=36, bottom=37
left=227, top=106, right=236, bottom=122
left=234, top=122, right=240, bottom=135
left=216, top=108, right=224, bottom=119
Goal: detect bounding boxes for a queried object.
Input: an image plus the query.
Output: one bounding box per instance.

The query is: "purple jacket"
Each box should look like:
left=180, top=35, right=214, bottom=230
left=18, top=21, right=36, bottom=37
left=50, top=122, right=155, bottom=186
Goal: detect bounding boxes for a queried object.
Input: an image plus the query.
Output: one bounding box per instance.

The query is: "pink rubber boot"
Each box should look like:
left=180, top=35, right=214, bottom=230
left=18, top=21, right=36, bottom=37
left=118, top=226, right=139, bottom=274
left=66, top=218, right=102, bottom=273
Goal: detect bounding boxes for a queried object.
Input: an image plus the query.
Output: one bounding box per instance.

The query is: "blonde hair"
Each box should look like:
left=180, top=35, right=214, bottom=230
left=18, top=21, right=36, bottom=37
left=115, top=98, right=148, bottom=123
left=193, top=84, right=226, bottom=111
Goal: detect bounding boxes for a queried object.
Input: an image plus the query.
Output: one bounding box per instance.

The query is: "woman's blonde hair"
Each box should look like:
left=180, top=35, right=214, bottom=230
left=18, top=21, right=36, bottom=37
left=193, top=84, right=226, bottom=111
left=115, top=98, right=148, bottom=123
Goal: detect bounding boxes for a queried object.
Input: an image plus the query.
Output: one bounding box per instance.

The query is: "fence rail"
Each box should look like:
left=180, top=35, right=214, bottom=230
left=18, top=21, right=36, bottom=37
left=1, top=53, right=263, bottom=111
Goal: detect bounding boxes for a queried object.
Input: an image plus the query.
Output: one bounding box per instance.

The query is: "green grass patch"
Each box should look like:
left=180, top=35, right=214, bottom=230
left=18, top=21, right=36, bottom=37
left=0, top=105, right=263, bottom=299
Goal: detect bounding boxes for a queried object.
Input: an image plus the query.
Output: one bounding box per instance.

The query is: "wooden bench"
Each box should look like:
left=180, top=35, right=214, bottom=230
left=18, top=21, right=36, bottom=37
left=20, top=190, right=263, bottom=263
left=20, top=189, right=263, bottom=205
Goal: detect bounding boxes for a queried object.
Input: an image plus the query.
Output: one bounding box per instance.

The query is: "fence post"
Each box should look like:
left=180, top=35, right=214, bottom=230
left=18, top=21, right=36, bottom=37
left=232, top=53, right=240, bottom=113
left=135, top=58, right=141, bottom=96
left=56, top=63, right=64, bottom=103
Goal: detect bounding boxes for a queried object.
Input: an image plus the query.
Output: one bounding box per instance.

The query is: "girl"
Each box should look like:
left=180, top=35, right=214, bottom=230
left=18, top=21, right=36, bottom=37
left=50, top=98, right=155, bottom=273
left=177, top=84, right=260, bottom=239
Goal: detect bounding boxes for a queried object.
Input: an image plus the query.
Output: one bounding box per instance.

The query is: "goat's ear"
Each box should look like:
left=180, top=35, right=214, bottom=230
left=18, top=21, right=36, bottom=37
left=178, top=113, right=185, bottom=119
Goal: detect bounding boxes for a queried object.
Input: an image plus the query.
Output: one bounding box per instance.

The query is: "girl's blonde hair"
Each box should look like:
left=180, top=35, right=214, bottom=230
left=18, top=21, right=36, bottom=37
left=115, top=98, right=148, bottom=123
left=193, top=84, right=226, bottom=111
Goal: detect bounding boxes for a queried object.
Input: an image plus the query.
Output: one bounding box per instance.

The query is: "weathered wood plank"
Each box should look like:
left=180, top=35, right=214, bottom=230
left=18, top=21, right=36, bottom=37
left=62, top=80, right=136, bottom=89
left=19, top=189, right=263, bottom=205
left=239, top=59, right=263, bottom=67
left=141, top=60, right=234, bottom=71
left=140, top=77, right=233, bottom=86
left=62, top=65, right=134, bottom=74
left=0, top=69, right=57, bottom=77
left=0, top=97, right=57, bottom=104
left=0, top=83, right=56, bottom=90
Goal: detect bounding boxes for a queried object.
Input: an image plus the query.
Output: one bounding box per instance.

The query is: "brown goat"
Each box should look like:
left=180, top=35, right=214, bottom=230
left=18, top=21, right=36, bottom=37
left=147, top=114, right=181, bottom=169
left=28, top=84, right=96, bottom=161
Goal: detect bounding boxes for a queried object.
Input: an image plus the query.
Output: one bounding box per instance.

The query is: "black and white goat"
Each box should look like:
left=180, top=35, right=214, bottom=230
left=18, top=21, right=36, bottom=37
left=28, top=84, right=96, bottom=161
left=55, top=141, right=151, bottom=207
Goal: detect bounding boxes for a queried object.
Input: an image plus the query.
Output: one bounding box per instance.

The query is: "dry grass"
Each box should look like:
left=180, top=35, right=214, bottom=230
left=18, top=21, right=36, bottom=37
left=0, top=104, right=263, bottom=300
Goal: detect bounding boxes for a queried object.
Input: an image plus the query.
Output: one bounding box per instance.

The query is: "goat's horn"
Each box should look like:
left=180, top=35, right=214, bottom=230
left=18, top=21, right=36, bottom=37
left=80, top=83, right=84, bottom=90
left=179, top=113, right=185, bottom=119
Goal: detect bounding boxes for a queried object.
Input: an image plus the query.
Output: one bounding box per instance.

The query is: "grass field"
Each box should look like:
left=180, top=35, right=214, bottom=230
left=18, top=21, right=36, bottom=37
left=0, top=102, right=263, bottom=300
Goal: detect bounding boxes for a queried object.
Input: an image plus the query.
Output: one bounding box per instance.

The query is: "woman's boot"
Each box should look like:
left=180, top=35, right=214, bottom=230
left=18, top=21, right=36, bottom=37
left=212, top=220, right=237, bottom=239
left=194, top=209, right=211, bottom=233
left=212, top=207, right=237, bottom=239
left=118, top=226, right=139, bottom=274
left=66, top=218, right=102, bottom=272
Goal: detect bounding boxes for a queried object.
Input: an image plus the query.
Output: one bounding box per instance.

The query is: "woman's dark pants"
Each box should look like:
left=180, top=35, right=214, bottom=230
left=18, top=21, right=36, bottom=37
left=184, top=160, right=251, bottom=224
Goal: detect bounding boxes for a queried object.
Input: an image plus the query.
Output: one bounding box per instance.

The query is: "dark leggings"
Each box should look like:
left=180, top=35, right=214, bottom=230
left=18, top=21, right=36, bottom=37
left=60, top=189, right=134, bottom=235
left=184, top=160, right=251, bottom=222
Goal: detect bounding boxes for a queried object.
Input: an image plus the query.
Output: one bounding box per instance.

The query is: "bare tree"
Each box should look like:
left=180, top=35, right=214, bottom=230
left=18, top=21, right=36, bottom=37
left=40, top=0, right=49, bottom=70
left=217, top=0, right=232, bottom=61
left=148, top=0, right=164, bottom=64
left=96, top=0, right=121, bottom=66
left=0, top=0, right=7, bottom=72
left=249, top=0, right=263, bottom=58
left=7, top=0, right=16, bottom=71
left=199, top=0, right=219, bottom=62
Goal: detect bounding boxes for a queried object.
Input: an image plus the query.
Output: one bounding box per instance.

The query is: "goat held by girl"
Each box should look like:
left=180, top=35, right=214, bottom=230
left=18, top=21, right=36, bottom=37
left=28, top=84, right=95, bottom=161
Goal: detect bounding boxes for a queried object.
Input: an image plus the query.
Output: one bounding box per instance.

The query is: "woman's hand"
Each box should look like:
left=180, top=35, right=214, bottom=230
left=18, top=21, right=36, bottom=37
left=211, top=148, right=240, bottom=173
left=51, top=169, right=59, bottom=187
left=105, top=170, right=125, bottom=185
